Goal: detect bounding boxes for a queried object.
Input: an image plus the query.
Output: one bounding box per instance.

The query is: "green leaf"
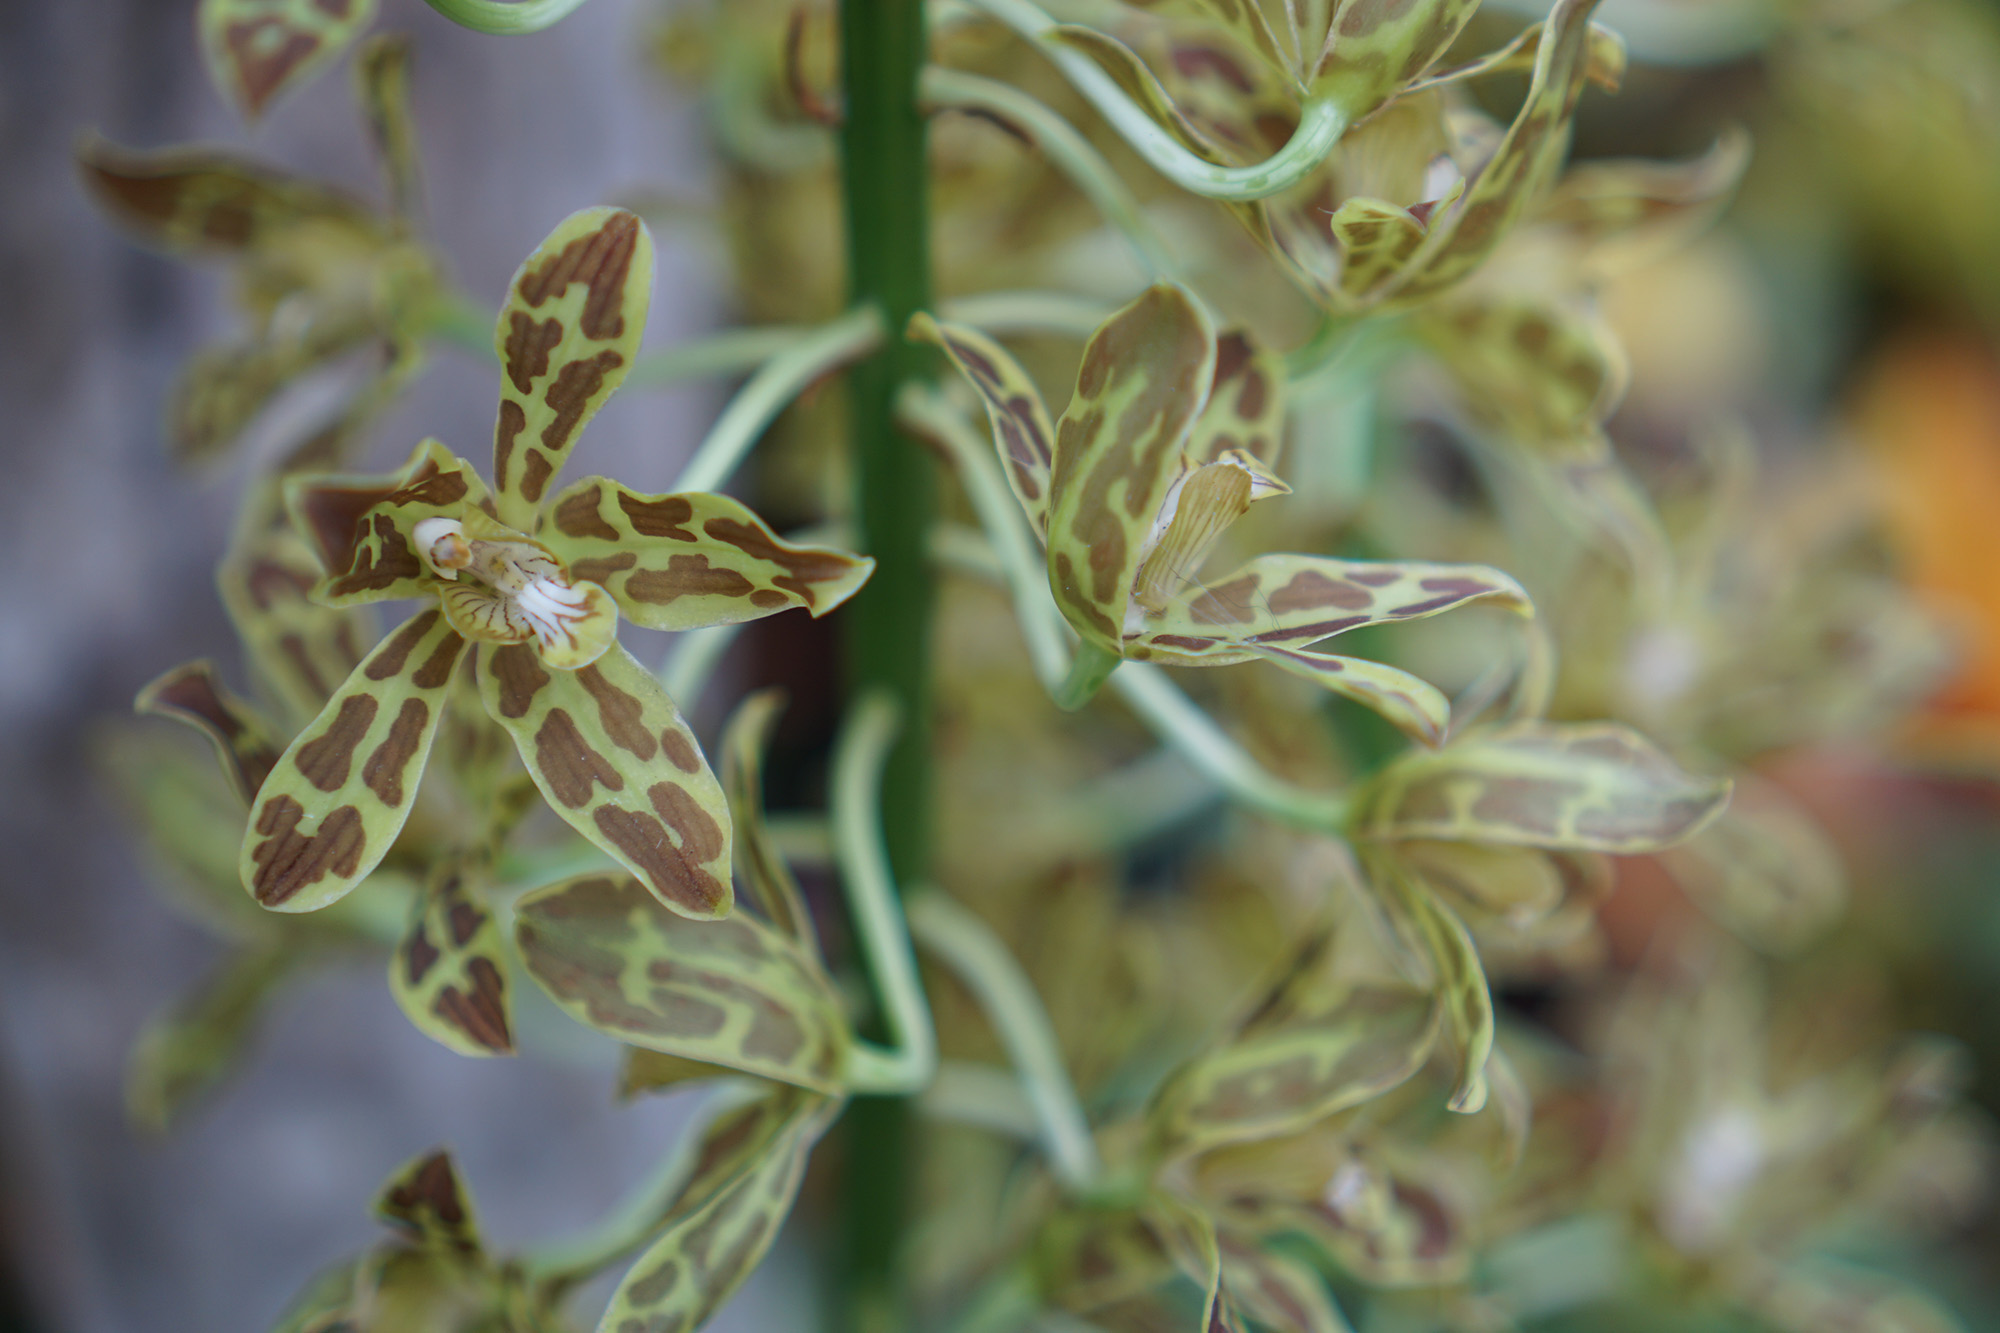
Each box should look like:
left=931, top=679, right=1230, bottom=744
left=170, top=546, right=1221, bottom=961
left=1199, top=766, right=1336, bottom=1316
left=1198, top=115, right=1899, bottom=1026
left=1375, top=854, right=1493, bottom=1112
left=374, top=1149, right=485, bottom=1257
left=220, top=491, right=375, bottom=729
left=598, top=1085, right=841, bottom=1333
left=537, top=479, right=874, bottom=631
left=389, top=864, right=515, bottom=1057
left=491, top=208, right=654, bottom=529
left=1355, top=721, right=1732, bottom=853
left=909, top=312, right=1059, bottom=536
left=127, top=945, right=292, bottom=1131
left=135, top=660, right=282, bottom=804
left=719, top=691, right=816, bottom=948
left=1045, top=284, right=1218, bottom=654
left=240, top=608, right=466, bottom=911
left=198, top=0, right=380, bottom=119
left=477, top=643, right=733, bottom=919
left=1147, top=922, right=1440, bottom=1157
left=513, top=874, right=850, bottom=1092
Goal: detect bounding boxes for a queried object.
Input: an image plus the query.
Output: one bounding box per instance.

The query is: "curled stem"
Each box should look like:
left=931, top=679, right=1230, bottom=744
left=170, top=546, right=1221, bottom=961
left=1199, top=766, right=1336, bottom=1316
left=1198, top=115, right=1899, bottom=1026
left=960, top=0, right=1348, bottom=201
left=832, top=693, right=938, bottom=1095
left=922, top=67, right=1179, bottom=278
left=673, top=305, right=886, bottom=492
left=909, top=895, right=1102, bottom=1189
left=418, top=0, right=595, bottom=34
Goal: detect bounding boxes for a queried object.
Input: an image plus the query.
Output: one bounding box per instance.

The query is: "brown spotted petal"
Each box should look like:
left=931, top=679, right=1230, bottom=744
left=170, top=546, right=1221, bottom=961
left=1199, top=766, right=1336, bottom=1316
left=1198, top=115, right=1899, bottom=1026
left=1046, top=284, right=1220, bottom=654
left=1418, top=293, right=1629, bottom=454
left=240, top=608, right=466, bottom=912
left=491, top=208, right=653, bottom=528
left=1380, top=0, right=1607, bottom=307
left=1534, top=129, right=1751, bottom=259
left=1310, top=0, right=1485, bottom=126
left=135, top=661, right=282, bottom=803
left=287, top=438, right=489, bottom=608
left=388, top=864, right=515, bottom=1058
left=198, top=0, right=378, bottom=120
left=1372, top=851, right=1494, bottom=1112
left=1355, top=721, right=1731, bottom=853
left=1251, top=646, right=1454, bottom=747
left=478, top=643, right=733, bottom=919
left=220, top=489, right=374, bottom=729
left=536, top=478, right=874, bottom=632
left=1133, top=553, right=1531, bottom=659
left=909, top=312, right=1060, bottom=536
left=597, top=1084, right=841, bottom=1333
left=373, top=1148, right=484, bottom=1257
left=76, top=135, right=382, bottom=256
left=1187, top=330, right=1289, bottom=469
left=1402, top=13, right=1628, bottom=99
left=1147, top=922, right=1441, bottom=1159
left=513, top=874, right=849, bottom=1091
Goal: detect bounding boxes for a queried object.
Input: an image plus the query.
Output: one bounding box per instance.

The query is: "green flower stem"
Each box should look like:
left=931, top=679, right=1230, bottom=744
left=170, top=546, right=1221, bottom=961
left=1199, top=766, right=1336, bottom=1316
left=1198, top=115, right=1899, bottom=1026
left=832, top=692, right=938, bottom=1097
left=903, top=385, right=1352, bottom=831
left=627, top=324, right=815, bottom=387
left=919, top=1061, right=1041, bottom=1140
left=938, top=290, right=1114, bottom=338
left=907, top=895, right=1102, bottom=1190
left=921, top=67, right=1179, bottom=278
left=418, top=0, right=594, bottom=34
left=672, top=305, right=886, bottom=493
left=960, top=0, right=1349, bottom=201
left=1054, top=640, right=1123, bottom=710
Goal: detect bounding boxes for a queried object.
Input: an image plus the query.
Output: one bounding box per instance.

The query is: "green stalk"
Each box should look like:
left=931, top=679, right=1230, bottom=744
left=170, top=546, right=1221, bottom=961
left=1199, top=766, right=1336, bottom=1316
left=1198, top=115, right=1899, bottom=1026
left=837, top=0, right=936, bottom=1323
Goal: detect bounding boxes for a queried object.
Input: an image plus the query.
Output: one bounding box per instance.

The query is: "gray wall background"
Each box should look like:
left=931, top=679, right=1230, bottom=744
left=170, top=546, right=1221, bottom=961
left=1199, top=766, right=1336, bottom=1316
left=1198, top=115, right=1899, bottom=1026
left=0, top=2, right=813, bottom=1328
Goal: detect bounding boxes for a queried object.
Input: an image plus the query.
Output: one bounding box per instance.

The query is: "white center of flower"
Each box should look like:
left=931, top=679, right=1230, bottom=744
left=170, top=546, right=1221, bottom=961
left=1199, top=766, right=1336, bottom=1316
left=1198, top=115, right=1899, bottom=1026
left=413, top=516, right=471, bottom=575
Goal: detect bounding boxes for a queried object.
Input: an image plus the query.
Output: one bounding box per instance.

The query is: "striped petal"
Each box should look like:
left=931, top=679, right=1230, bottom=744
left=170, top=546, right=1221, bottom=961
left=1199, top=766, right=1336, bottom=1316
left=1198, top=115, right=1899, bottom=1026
left=198, top=0, right=379, bottom=120
left=240, top=609, right=465, bottom=911
left=388, top=863, right=514, bottom=1057
left=477, top=642, right=733, bottom=919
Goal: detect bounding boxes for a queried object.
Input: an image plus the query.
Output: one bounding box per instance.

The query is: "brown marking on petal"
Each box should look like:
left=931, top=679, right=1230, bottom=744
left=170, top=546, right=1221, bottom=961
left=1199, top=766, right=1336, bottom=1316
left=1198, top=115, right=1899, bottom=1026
left=404, top=921, right=441, bottom=986
left=1347, top=568, right=1402, bottom=586
left=1189, top=574, right=1263, bottom=625
left=223, top=19, right=321, bottom=114
left=520, top=450, right=555, bottom=503
left=539, top=350, right=625, bottom=457
left=297, top=483, right=400, bottom=579
left=329, top=515, right=424, bottom=597
left=1172, top=44, right=1256, bottom=92
left=1148, top=634, right=1219, bottom=652
left=535, top=709, right=625, bottom=807
left=294, top=694, right=378, bottom=791
left=279, top=637, right=331, bottom=700
left=391, top=470, right=470, bottom=508
left=1270, top=569, right=1374, bottom=614
left=487, top=643, right=550, bottom=718
left=434, top=957, right=513, bottom=1053
left=503, top=312, right=564, bottom=393
left=576, top=665, right=656, bottom=760
left=623, top=1256, right=684, bottom=1307
left=362, top=698, right=429, bottom=805
left=411, top=631, right=465, bottom=690
left=570, top=552, right=638, bottom=585
left=448, top=900, right=483, bottom=948
left=1052, top=551, right=1119, bottom=639
left=246, top=559, right=314, bottom=609
left=381, top=1153, right=467, bottom=1234
left=367, top=610, right=444, bottom=681
left=515, top=212, right=642, bottom=340
left=660, top=729, right=703, bottom=775
left=248, top=797, right=366, bottom=906
left=552, top=484, right=620, bottom=540
left=591, top=806, right=726, bottom=914
left=1391, top=576, right=1499, bottom=617
left=649, top=781, right=725, bottom=862
left=618, top=493, right=699, bottom=541
left=1464, top=777, right=1581, bottom=837
left=749, top=589, right=787, bottom=609
left=741, top=999, right=807, bottom=1064
left=702, top=517, right=851, bottom=608
left=495, top=399, right=527, bottom=494
left=1248, top=614, right=1374, bottom=643
left=624, top=554, right=756, bottom=606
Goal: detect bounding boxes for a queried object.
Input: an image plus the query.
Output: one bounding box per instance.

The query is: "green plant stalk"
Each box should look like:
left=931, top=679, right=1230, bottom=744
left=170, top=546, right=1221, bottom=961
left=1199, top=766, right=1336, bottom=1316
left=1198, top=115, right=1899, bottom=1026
left=837, top=0, right=938, bottom=1321
left=907, top=895, right=1102, bottom=1189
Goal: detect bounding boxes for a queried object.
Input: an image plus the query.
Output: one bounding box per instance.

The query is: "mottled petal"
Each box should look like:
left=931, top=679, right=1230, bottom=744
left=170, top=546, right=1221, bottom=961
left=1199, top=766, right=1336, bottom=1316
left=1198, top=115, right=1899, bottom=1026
left=537, top=479, right=873, bottom=632
left=491, top=208, right=653, bottom=528
left=198, top=0, right=380, bottom=120
left=1375, top=853, right=1493, bottom=1112
left=477, top=643, right=733, bottom=919
left=135, top=660, right=283, bottom=803
left=1311, top=0, right=1483, bottom=122
left=513, top=874, right=848, bottom=1090
left=1252, top=645, right=1453, bottom=746
left=287, top=438, right=488, bottom=607
left=720, top=691, right=817, bottom=949
left=220, top=490, right=374, bottom=727
left=76, top=135, right=380, bottom=255
left=373, top=1148, right=484, bottom=1257
left=909, top=313, right=1059, bottom=536
left=1187, top=330, right=1289, bottom=469
left=240, top=609, right=465, bottom=911
left=389, top=864, right=515, bottom=1057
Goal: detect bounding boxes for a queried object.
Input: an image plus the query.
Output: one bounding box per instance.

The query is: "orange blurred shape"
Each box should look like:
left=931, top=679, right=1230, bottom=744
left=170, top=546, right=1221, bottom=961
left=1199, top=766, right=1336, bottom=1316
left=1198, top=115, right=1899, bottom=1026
left=1851, top=331, right=2000, bottom=761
